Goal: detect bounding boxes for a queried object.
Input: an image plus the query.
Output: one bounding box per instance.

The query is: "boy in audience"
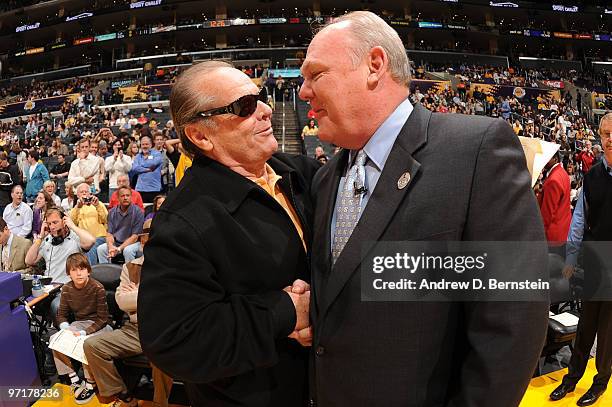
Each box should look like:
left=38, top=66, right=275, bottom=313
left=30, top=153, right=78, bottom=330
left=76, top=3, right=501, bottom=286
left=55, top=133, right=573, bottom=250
left=84, top=219, right=173, bottom=406
left=53, top=252, right=111, bottom=404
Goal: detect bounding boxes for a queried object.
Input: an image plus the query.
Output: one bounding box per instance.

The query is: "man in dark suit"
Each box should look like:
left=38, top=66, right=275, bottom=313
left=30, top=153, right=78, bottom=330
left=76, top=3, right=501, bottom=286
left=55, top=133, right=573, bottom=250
left=138, top=61, right=319, bottom=406
left=298, top=11, right=549, bottom=406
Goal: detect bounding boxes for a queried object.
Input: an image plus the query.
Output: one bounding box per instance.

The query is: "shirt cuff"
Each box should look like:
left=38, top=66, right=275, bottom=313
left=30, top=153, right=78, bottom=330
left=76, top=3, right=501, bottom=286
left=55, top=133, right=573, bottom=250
left=59, top=322, right=70, bottom=330
left=79, top=330, right=87, bottom=336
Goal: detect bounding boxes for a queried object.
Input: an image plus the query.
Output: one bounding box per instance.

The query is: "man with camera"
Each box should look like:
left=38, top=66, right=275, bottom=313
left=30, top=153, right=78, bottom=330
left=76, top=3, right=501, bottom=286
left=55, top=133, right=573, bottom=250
left=70, top=183, right=108, bottom=265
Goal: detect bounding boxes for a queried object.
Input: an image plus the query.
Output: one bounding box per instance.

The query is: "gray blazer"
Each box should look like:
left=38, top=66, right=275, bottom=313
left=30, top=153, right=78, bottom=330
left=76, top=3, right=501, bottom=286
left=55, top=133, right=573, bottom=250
left=309, top=103, right=549, bottom=406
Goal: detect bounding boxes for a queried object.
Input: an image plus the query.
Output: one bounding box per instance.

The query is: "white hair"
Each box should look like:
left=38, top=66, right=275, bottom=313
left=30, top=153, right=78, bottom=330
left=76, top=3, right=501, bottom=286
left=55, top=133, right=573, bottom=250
left=323, top=11, right=411, bottom=86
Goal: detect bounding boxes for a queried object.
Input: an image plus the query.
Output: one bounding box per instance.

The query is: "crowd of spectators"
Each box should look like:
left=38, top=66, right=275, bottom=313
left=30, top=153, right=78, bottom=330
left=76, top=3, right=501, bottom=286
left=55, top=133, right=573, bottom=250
left=426, top=63, right=612, bottom=94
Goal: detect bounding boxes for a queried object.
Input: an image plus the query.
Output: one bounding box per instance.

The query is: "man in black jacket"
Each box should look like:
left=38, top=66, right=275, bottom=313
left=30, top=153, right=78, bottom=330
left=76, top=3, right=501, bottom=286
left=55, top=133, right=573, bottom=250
left=0, top=151, right=21, bottom=212
left=139, top=61, right=319, bottom=406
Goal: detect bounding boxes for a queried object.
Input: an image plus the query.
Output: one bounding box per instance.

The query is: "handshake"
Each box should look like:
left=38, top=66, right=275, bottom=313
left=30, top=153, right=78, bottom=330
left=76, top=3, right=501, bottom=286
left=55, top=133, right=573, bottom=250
left=284, top=279, right=312, bottom=347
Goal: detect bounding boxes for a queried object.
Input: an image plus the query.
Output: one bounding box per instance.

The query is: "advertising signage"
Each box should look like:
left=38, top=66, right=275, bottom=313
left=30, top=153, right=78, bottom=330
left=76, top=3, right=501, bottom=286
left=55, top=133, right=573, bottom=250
left=553, top=32, right=573, bottom=39
left=258, top=18, right=287, bottom=24
left=66, top=12, right=93, bottom=22
left=130, top=0, right=163, bottom=9
left=25, top=47, right=44, bottom=55
left=552, top=4, right=578, bottom=12
left=95, top=33, right=117, bottom=42
left=74, top=37, right=94, bottom=45
left=574, top=33, right=593, bottom=40
left=16, top=22, right=41, bottom=33
left=489, top=1, right=519, bottom=8
left=418, top=22, right=443, bottom=29
left=50, top=42, right=67, bottom=50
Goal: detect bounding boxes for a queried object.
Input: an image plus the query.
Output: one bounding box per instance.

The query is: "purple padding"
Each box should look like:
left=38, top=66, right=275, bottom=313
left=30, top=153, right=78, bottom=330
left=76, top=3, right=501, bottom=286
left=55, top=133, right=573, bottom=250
left=0, top=272, right=40, bottom=404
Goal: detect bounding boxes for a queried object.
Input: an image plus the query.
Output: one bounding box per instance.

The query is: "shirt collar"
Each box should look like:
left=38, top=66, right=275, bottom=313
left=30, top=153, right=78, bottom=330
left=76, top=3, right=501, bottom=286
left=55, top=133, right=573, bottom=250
left=361, top=98, right=413, bottom=172
left=252, top=164, right=282, bottom=193
left=5, top=233, right=13, bottom=249
left=604, top=155, right=612, bottom=175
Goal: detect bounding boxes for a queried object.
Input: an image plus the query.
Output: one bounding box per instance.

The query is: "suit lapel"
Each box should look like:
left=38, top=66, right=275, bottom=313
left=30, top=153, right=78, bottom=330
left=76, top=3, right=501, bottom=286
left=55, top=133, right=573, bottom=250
left=319, top=103, right=432, bottom=319
left=8, top=237, right=19, bottom=270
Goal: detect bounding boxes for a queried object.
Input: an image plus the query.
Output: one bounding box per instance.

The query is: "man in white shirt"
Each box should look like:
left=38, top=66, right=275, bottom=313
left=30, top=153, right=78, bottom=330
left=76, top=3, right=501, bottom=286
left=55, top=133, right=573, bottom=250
left=68, top=138, right=104, bottom=194
left=105, top=140, right=132, bottom=198
left=3, top=185, right=33, bottom=238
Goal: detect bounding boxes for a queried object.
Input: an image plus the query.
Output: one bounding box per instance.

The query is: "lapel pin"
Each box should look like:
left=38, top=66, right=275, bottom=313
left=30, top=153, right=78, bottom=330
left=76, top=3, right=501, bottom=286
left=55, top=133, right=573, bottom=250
left=397, top=172, right=411, bottom=190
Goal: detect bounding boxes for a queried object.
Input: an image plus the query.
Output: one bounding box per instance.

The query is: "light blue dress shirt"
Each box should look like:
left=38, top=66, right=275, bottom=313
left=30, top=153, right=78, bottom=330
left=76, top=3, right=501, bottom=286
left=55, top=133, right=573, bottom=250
left=132, top=149, right=163, bottom=192
left=330, top=99, right=414, bottom=248
left=566, top=155, right=612, bottom=266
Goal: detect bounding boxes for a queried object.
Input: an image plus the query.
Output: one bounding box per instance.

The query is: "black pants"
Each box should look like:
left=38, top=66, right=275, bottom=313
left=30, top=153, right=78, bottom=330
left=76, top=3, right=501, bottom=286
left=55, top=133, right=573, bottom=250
left=140, top=191, right=160, bottom=204
left=563, top=301, right=612, bottom=392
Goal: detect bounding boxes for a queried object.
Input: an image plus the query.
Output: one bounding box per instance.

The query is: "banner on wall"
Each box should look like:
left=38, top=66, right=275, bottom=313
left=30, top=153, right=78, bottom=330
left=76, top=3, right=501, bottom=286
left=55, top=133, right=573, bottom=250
left=0, top=95, right=70, bottom=119
left=542, top=80, right=564, bottom=89
left=470, top=83, right=561, bottom=101
left=409, top=79, right=452, bottom=93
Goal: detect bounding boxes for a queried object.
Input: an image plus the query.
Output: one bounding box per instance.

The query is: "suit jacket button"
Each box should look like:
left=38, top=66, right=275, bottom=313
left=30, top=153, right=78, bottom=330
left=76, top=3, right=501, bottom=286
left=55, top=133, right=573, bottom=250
left=315, top=346, right=325, bottom=356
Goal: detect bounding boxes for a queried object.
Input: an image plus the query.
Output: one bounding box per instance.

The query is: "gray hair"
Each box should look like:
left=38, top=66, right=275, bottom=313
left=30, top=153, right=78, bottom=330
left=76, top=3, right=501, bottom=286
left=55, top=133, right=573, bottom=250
left=169, top=60, right=233, bottom=156
left=322, top=11, right=411, bottom=86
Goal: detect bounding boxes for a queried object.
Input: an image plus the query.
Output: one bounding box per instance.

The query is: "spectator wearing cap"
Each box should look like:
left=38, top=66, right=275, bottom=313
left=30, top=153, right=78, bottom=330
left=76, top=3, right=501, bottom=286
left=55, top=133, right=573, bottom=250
left=24, top=149, right=50, bottom=203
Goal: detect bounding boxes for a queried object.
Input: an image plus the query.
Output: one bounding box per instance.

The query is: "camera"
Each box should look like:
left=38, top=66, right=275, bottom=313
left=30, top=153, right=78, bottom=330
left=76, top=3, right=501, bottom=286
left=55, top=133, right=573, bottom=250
left=83, top=197, right=93, bottom=205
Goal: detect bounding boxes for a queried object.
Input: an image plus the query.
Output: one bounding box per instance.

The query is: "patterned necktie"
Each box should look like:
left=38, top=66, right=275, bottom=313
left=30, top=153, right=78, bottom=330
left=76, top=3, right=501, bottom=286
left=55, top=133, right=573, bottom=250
left=331, top=150, right=368, bottom=264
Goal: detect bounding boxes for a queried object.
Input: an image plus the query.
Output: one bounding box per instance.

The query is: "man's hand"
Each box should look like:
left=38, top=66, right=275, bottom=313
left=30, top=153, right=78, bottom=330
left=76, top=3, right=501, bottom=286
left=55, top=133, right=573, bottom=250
left=287, top=290, right=310, bottom=331
left=64, top=216, right=76, bottom=230
left=562, top=264, right=575, bottom=280
left=285, top=279, right=310, bottom=295
left=72, top=331, right=81, bottom=337
left=40, top=221, right=49, bottom=239
left=289, top=326, right=313, bottom=347
left=91, top=196, right=99, bottom=207
left=85, top=176, right=94, bottom=184
left=108, top=244, right=119, bottom=259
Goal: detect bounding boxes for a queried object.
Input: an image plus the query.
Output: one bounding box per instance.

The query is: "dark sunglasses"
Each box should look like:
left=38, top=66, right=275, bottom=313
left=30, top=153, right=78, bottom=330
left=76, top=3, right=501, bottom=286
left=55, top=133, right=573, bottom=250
left=196, top=87, right=268, bottom=119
